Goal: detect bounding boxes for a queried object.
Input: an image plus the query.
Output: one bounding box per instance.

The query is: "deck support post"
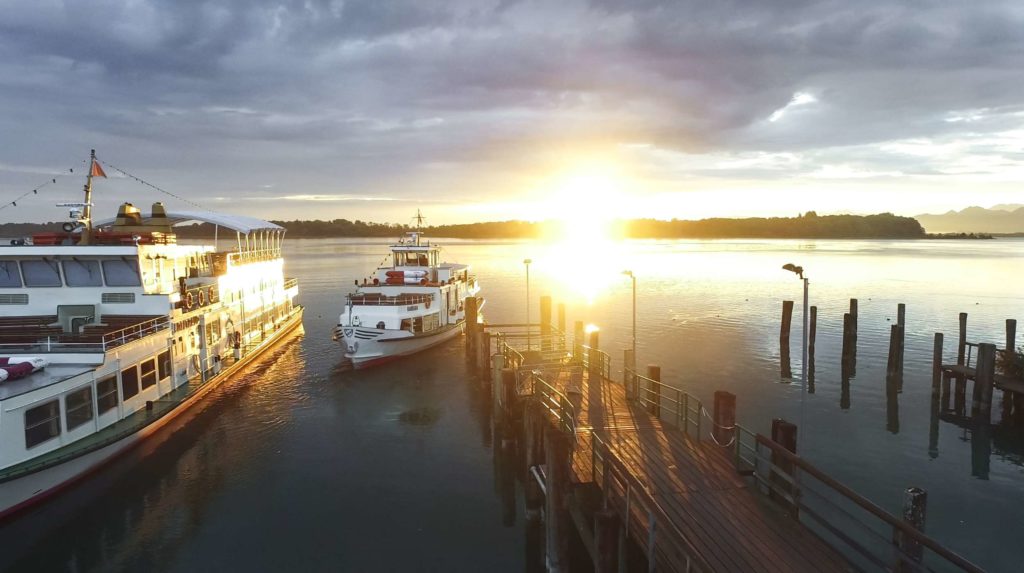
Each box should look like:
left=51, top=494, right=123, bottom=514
left=973, top=343, right=996, bottom=423
left=770, top=418, right=799, bottom=518
left=523, top=398, right=544, bottom=521
left=713, top=391, right=736, bottom=446
left=594, top=509, right=621, bottom=573
left=894, top=487, right=927, bottom=572
left=540, top=296, right=552, bottom=351
left=647, top=365, right=661, bottom=419
left=544, top=425, right=573, bottom=573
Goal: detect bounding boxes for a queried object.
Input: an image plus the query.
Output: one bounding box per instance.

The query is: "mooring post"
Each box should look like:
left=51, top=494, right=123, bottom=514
left=647, top=365, right=661, bottom=419
left=544, top=425, right=572, bottom=573
left=540, top=296, right=552, bottom=351
left=886, top=324, right=904, bottom=385
left=594, top=509, right=621, bottom=573
left=491, top=353, right=505, bottom=399
left=1008, top=319, right=1020, bottom=422
left=897, top=304, right=906, bottom=387
left=894, top=487, right=928, bottom=572
left=557, top=303, right=566, bottom=349
left=573, top=321, right=585, bottom=364
left=973, top=343, right=997, bottom=423
left=932, top=333, right=943, bottom=393
left=850, top=298, right=859, bottom=333
left=479, top=330, right=492, bottom=382
left=808, top=305, right=817, bottom=357
left=780, top=300, right=794, bottom=378
left=523, top=399, right=544, bottom=521
left=498, top=368, right=516, bottom=426
left=623, top=348, right=636, bottom=396
left=841, top=312, right=853, bottom=362
left=770, top=418, right=798, bottom=518
left=713, top=391, right=736, bottom=446
left=588, top=329, right=601, bottom=380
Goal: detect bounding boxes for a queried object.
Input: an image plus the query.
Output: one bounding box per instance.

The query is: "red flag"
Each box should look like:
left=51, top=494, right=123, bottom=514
left=90, top=160, right=106, bottom=178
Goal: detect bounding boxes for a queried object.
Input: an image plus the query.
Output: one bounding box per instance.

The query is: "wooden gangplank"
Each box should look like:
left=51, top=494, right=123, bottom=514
left=552, top=369, right=851, bottom=572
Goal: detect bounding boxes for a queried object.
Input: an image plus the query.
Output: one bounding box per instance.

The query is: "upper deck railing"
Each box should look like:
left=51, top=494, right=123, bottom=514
left=226, top=248, right=281, bottom=266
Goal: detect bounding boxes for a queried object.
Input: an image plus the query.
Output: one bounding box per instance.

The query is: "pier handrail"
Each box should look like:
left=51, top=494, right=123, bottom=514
left=530, top=371, right=577, bottom=436
left=753, top=435, right=985, bottom=573
left=580, top=343, right=610, bottom=379
left=590, top=432, right=714, bottom=572
left=624, top=366, right=704, bottom=440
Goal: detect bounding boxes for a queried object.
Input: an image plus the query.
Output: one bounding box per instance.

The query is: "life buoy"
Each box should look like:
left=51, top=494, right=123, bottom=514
left=208, top=286, right=215, bottom=304
left=185, top=291, right=195, bottom=309
left=198, top=289, right=206, bottom=307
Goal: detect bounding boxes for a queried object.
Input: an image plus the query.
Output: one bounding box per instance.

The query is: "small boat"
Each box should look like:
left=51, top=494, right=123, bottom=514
left=0, top=150, right=303, bottom=519
left=332, top=212, right=480, bottom=368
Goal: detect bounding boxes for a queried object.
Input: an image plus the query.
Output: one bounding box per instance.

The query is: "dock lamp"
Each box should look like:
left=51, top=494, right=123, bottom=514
left=782, top=263, right=809, bottom=443
left=622, top=270, right=637, bottom=370
left=524, top=258, right=532, bottom=350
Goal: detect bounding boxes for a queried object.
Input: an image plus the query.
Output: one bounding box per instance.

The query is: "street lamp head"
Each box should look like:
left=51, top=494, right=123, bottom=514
left=523, top=258, right=532, bottom=265
left=622, top=270, right=633, bottom=278
left=782, top=263, right=804, bottom=279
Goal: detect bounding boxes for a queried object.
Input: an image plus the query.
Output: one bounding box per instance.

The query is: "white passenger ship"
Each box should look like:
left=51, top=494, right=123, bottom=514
left=0, top=151, right=302, bottom=518
left=332, top=216, right=480, bottom=368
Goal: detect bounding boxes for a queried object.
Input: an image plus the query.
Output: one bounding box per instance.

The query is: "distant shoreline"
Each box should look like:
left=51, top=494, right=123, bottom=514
left=2, top=213, right=1019, bottom=241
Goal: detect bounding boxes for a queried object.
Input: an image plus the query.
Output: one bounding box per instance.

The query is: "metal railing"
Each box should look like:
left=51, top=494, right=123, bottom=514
left=528, top=371, right=577, bottom=436
left=347, top=293, right=433, bottom=306
left=624, top=366, right=704, bottom=440
left=750, top=435, right=984, bottom=573
left=590, top=432, right=713, bottom=572
left=284, top=277, right=298, bottom=290
left=103, top=316, right=172, bottom=349
left=0, top=317, right=171, bottom=353
left=579, top=344, right=611, bottom=379
left=227, top=248, right=282, bottom=266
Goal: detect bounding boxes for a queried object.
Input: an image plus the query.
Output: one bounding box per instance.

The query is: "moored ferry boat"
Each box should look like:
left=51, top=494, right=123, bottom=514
left=332, top=215, right=480, bottom=368
left=0, top=151, right=302, bottom=518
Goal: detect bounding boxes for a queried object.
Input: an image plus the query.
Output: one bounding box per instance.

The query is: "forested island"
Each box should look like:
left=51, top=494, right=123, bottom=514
left=2, top=212, right=928, bottom=240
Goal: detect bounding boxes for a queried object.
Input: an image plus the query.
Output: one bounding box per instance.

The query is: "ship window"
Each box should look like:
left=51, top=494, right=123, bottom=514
left=102, top=259, right=142, bottom=287
left=24, top=400, right=61, bottom=448
left=121, top=365, right=140, bottom=400
left=20, top=259, right=61, bottom=287
left=0, top=260, right=22, bottom=287
left=97, top=375, right=118, bottom=414
left=158, top=350, right=171, bottom=379
left=62, top=259, right=102, bottom=287
left=65, top=386, right=94, bottom=431
left=140, top=358, right=157, bottom=389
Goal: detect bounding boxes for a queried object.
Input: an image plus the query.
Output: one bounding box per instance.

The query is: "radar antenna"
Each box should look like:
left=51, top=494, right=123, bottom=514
left=412, top=209, right=426, bottom=231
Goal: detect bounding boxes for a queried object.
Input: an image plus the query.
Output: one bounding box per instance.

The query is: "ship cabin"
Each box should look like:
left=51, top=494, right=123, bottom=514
left=0, top=202, right=298, bottom=471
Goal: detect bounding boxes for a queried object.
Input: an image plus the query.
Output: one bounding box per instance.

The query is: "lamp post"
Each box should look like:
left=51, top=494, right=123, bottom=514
left=524, top=258, right=532, bottom=351
left=782, top=263, right=809, bottom=443
left=622, top=270, right=636, bottom=368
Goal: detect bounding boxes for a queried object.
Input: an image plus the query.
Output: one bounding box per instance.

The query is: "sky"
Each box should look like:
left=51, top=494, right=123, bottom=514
left=1, top=0, right=1023, bottom=225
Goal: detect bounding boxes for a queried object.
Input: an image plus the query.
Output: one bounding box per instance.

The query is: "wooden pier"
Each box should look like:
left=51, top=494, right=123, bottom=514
left=468, top=296, right=986, bottom=573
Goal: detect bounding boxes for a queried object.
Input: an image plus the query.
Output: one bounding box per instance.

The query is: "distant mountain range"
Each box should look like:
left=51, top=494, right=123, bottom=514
left=916, top=205, right=1024, bottom=234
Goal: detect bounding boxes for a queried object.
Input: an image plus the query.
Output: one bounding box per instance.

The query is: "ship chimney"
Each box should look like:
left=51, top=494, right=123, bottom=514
left=115, top=203, right=142, bottom=227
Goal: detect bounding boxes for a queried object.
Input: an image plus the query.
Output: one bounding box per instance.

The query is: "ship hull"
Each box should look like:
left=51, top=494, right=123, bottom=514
left=336, top=322, right=463, bottom=369
left=0, top=309, right=304, bottom=520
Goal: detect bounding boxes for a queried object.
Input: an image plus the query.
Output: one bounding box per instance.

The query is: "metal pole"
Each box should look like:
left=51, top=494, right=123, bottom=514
left=632, top=274, right=637, bottom=366
left=800, top=277, right=809, bottom=444
left=525, top=261, right=531, bottom=351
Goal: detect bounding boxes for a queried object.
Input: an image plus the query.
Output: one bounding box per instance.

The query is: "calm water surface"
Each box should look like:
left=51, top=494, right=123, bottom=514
left=1, top=237, right=1021, bottom=572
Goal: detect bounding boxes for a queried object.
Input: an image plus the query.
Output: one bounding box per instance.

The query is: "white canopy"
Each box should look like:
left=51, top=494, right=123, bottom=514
left=92, top=210, right=283, bottom=235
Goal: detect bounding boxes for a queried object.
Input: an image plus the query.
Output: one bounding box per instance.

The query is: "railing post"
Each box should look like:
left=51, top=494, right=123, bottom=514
left=894, top=487, right=928, bottom=572
left=647, top=365, right=661, bottom=419
left=770, top=419, right=799, bottom=519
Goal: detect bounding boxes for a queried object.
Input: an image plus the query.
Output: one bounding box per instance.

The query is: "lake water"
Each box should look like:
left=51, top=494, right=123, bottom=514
left=1, top=237, right=1021, bottom=572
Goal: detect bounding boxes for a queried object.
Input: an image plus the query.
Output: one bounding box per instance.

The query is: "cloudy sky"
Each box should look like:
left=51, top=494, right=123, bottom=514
left=1, top=0, right=1023, bottom=224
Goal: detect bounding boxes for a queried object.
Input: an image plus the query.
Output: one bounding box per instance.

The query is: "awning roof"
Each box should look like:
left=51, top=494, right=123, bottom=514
left=92, top=210, right=283, bottom=235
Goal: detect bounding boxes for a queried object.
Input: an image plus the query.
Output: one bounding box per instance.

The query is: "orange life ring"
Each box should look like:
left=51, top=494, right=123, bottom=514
left=198, top=289, right=206, bottom=307
left=185, top=291, right=195, bottom=309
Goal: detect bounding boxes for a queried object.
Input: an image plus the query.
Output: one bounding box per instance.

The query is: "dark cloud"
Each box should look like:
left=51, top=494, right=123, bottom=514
left=1, top=0, right=1022, bottom=222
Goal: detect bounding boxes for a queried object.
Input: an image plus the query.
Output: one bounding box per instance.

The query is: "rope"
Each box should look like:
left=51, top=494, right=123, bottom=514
left=700, top=405, right=736, bottom=430
left=0, top=161, right=84, bottom=212
left=96, top=157, right=210, bottom=212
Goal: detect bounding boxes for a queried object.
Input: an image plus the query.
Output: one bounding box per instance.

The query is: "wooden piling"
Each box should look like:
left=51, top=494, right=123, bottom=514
left=849, top=298, right=858, bottom=333
left=623, top=349, right=636, bottom=397
left=781, top=300, right=794, bottom=379
left=931, top=334, right=943, bottom=393
left=896, top=304, right=906, bottom=386
left=465, top=296, right=479, bottom=352
left=523, top=399, right=544, bottom=521
left=544, top=425, right=572, bottom=573
left=973, top=343, right=996, bottom=423
left=1008, top=319, right=1018, bottom=356
left=540, top=296, right=552, bottom=350
left=886, top=324, right=904, bottom=387
left=957, top=313, right=967, bottom=366
left=713, top=391, right=736, bottom=446
left=557, top=303, right=566, bottom=350
left=498, top=368, right=516, bottom=425
left=647, top=365, right=662, bottom=418
left=895, top=487, right=928, bottom=571
left=594, top=509, right=621, bottom=573
left=479, top=330, right=492, bottom=381
left=808, top=306, right=817, bottom=356
left=841, top=313, right=856, bottom=375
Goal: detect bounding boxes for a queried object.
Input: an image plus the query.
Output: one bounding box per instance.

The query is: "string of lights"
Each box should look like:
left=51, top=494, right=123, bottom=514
left=96, top=157, right=210, bottom=212
left=0, top=162, right=83, bottom=212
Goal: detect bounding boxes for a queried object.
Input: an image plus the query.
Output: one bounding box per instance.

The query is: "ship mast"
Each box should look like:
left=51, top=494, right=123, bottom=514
left=80, top=149, right=97, bottom=245
left=413, top=209, right=425, bottom=231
